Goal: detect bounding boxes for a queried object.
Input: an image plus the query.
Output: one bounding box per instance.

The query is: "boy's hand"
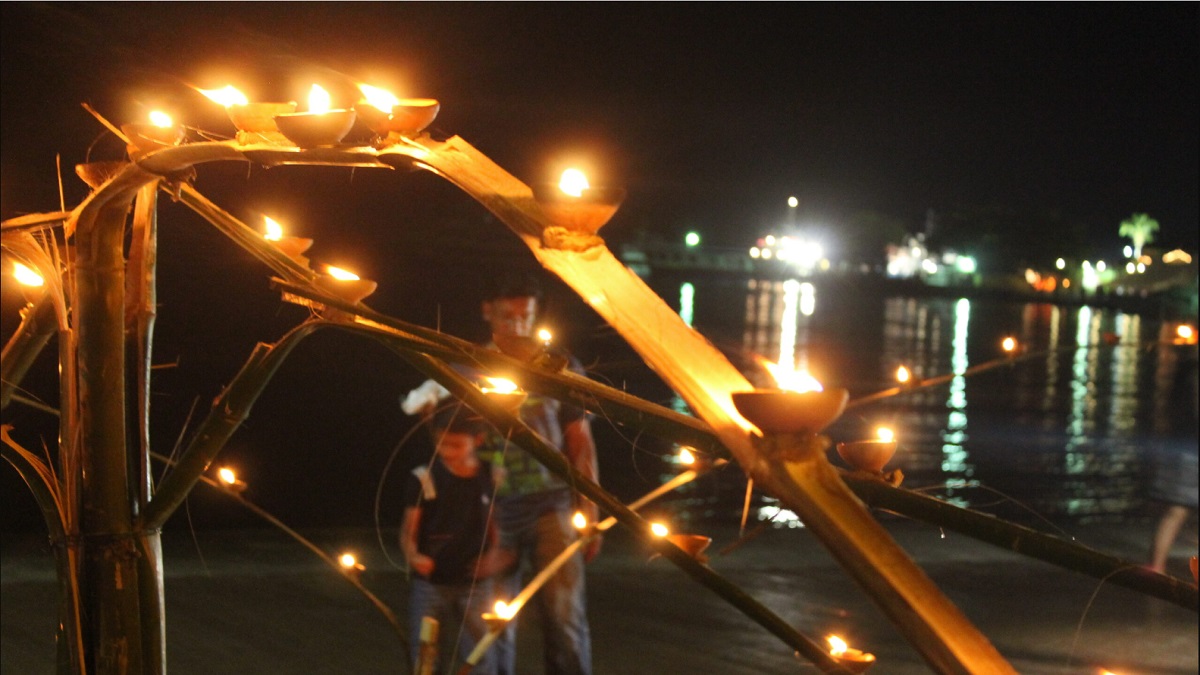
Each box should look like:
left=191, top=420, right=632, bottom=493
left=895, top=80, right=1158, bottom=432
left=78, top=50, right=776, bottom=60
left=411, top=554, right=435, bottom=577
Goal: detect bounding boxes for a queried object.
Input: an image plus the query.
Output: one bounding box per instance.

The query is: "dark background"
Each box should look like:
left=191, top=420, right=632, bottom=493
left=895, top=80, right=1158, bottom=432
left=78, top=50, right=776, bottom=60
left=2, top=3, right=1197, bottom=531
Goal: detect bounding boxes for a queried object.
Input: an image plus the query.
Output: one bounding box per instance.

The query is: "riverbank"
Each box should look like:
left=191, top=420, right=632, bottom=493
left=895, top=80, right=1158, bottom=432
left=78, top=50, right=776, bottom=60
left=4, top=515, right=1195, bottom=673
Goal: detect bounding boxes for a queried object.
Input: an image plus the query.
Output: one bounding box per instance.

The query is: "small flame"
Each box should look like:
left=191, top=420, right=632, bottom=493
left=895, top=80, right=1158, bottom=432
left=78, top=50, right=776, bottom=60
left=198, top=85, right=249, bottom=108
left=572, top=511, right=588, bottom=530
left=679, top=447, right=696, bottom=465
left=1177, top=324, right=1195, bottom=341
left=338, top=552, right=358, bottom=569
left=537, top=328, right=553, bottom=344
left=326, top=265, right=360, bottom=281
left=148, top=110, right=174, bottom=128
left=357, top=83, right=400, bottom=112
left=493, top=600, right=516, bottom=620
left=876, top=427, right=895, bottom=443
left=827, top=635, right=848, bottom=657
left=308, top=84, right=332, bottom=114
left=263, top=216, right=284, bottom=241
left=650, top=522, right=669, bottom=538
left=217, top=467, right=237, bottom=485
left=12, top=262, right=44, bottom=287
left=1002, top=336, right=1018, bottom=353
left=759, top=357, right=823, bottom=393
left=481, top=377, right=519, bottom=394
left=896, top=365, right=911, bottom=384
left=558, top=169, right=590, bottom=197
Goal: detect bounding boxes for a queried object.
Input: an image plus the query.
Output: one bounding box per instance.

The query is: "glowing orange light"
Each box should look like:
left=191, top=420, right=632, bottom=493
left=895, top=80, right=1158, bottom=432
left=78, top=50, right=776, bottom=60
left=263, top=216, right=285, bottom=241
left=493, top=600, right=516, bottom=620
left=572, top=511, right=588, bottom=530
left=537, top=328, right=553, bottom=344
left=338, top=552, right=358, bottom=569
left=1177, top=324, right=1196, bottom=343
left=759, top=357, right=823, bottom=393
left=895, top=365, right=911, bottom=384
left=481, top=377, right=519, bottom=394
left=357, top=83, right=400, bottom=112
left=197, top=85, right=249, bottom=107
left=558, top=169, right=590, bottom=197
left=307, top=84, right=332, bottom=114
left=12, top=262, right=44, bottom=287
left=325, top=265, right=360, bottom=281
left=827, top=635, right=849, bottom=657
left=217, top=467, right=238, bottom=485
left=1002, top=337, right=1018, bottom=353
left=148, top=110, right=174, bottom=128
left=876, top=427, right=895, bottom=443
left=678, top=447, right=696, bottom=465
left=650, top=522, right=669, bottom=538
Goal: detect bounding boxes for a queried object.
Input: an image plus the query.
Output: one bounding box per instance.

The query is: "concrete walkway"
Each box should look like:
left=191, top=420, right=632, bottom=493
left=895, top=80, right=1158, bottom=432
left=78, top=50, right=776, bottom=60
left=3, top=516, right=1196, bottom=674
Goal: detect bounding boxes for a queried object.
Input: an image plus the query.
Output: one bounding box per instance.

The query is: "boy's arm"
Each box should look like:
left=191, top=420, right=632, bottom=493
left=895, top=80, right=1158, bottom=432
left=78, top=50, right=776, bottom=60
left=401, top=506, right=435, bottom=576
left=564, top=416, right=602, bottom=561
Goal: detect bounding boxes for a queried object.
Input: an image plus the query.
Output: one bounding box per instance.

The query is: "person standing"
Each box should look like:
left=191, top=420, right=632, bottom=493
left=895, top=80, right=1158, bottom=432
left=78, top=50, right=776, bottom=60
left=478, top=274, right=600, bottom=675
left=401, top=407, right=499, bottom=675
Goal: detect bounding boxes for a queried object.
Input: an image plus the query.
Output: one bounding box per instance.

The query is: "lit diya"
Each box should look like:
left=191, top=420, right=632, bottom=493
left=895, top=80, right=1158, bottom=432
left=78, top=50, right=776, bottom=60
left=732, top=359, right=848, bottom=435
left=274, top=84, right=357, bottom=148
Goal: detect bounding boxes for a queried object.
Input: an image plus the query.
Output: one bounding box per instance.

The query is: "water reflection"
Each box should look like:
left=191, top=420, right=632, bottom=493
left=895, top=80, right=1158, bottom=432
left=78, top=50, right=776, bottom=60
left=940, top=298, right=975, bottom=503
left=679, top=282, right=695, bottom=328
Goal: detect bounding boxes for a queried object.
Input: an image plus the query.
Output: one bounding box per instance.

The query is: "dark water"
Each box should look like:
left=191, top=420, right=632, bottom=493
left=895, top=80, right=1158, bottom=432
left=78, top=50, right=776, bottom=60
left=620, top=274, right=1198, bottom=525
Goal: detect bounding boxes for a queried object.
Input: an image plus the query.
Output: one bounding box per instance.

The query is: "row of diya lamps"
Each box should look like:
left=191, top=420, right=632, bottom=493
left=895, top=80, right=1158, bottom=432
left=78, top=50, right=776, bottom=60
left=122, top=83, right=441, bottom=152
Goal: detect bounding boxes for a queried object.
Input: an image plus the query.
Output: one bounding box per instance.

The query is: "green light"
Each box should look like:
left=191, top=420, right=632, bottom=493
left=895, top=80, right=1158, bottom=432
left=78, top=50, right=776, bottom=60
left=685, top=232, right=701, bottom=247
left=955, top=256, right=977, bottom=274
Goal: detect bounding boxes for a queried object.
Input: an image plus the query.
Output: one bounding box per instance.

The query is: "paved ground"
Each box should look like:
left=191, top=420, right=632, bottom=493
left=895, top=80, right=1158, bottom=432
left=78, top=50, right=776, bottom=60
left=3, top=515, right=1196, bottom=674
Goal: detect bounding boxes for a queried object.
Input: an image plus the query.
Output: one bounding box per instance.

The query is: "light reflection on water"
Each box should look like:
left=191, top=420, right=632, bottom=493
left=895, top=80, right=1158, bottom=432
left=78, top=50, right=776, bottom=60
left=658, top=276, right=1193, bottom=522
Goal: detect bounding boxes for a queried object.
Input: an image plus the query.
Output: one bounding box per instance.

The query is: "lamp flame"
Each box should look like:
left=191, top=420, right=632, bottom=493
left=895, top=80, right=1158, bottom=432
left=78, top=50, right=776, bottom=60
left=876, top=427, right=895, bottom=443
left=650, top=522, right=669, bottom=538
left=308, top=84, right=332, bottom=114
left=326, top=265, right=360, bottom=281
left=493, top=600, right=516, bottom=620
left=759, top=357, right=824, bottom=393
left=481, top=377, right=519, bottom=394
left=827, top=635, right=849, bottom=657
left=679, top=447, right=696, bottom=465
left=558, top=169, right=590, bottom=197
left=217, top=467, right=237, bottom=485
left=357, top=83, right=400, bottom=112
left=263, top=216, right=284, bottom=241
left=896, top=365, right=911, bottom=384
left=12, top=262, right=44, bottom=287
left=1177, top=324, right=1195, bottom=342
left=148, top=110, right=174, bottom=128
left=1002, top=336, right=1018, bottom=353
left=537, top=328, right=553, bottom=344
left=198, top=85, right=249, bottom=108
left=572, top=511, right=588, bottom=530
left=338, top=552, right=358, bottom=569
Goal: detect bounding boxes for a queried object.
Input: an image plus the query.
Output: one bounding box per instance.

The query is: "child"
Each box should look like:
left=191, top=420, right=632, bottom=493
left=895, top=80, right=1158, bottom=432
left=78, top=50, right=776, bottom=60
left=402, top=406, right=499, bottom=674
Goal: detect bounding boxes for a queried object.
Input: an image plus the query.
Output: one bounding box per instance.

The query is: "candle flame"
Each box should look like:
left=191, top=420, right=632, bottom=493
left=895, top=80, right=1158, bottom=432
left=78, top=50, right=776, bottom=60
left=537, top=328, right=553, bottom=344
left=493, top=600, right=516, bottom=620
left=338, top=552, right=358, bottom=569
left=148, top=110, right=174, bottom=128
left=650, top=522, right=669, bottom=538
left=326, top=265, right=360, bottom=281
left=572, top=511, right=588, bottom=530
left=876, top=427, right=895, bottom=442
left=263, top=216, right=284, bottom=241
left=481, top=377, right=519, bottom=394
left=896, top=365, right=911, bottom=384
left=558, top=168, right=590, bottom=197
left=217, top=467, right=237, bottom=485
left=357, top=83, right=400, bottom=112
left=1177, top=324, right=1195, bottom=341
left=679, top=447, right=696, bottom=465
left=827, top=635, right=848, bottom=657
left=12, top=262, right=44, bottom=287
left=308, top=84, right=332, bottom=114
left=198, top=85, right=249, bottom=108
left=758, top=356, right=824, bottom=393
left=1002, top=336, right=1018, bottom=353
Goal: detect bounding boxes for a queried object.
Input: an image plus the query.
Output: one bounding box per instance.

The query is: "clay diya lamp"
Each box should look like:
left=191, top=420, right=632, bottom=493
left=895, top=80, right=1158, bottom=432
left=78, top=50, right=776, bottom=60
left=836, top=439, right=899, bottom=473
left=731, top=387, right=849, bottom=435
left=227, top=102, right=297, bottom=145
left=355, top=98, right=441, bottom=138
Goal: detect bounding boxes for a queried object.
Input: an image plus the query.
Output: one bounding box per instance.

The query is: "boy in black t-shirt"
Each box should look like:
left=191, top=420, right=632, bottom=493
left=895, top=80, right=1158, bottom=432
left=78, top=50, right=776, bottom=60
left=402, top=406, right=499, bottom=674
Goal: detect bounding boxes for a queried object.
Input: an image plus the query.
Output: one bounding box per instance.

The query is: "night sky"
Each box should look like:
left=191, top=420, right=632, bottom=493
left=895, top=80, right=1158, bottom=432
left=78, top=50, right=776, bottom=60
left=1, top=4, right=1197, bottom=528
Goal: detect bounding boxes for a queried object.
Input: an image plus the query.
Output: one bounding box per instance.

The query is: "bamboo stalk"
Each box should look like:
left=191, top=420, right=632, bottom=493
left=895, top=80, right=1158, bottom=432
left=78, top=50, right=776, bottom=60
left=0, top=294, right=57, bottom=410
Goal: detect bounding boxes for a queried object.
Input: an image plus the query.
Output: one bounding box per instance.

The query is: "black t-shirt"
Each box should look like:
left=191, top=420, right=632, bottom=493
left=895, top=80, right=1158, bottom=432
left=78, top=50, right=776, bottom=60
left=403, top=459, right=493, bottom=585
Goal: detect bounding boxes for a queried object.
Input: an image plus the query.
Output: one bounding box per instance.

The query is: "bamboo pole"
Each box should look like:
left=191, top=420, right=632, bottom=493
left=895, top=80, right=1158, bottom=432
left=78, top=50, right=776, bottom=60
left=0, top=294, right=57, bottom=410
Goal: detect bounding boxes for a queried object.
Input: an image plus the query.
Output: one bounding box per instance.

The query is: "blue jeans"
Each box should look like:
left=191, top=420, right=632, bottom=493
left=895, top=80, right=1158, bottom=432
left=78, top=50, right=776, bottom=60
left=494, top=490, right=592, bottom=675
left=409, top=576, right=496, bottom=675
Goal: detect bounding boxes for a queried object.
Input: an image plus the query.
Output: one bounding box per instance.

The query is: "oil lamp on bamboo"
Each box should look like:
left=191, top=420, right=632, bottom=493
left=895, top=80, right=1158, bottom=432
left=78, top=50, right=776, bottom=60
left=532, top=169, right=627, bottom=236
left=11, top=261, right=46, bottom=305
left=198, top=84, right=295, bottom=145
left=731, top=359, right=849, bottom=436
left=837, top=426, right=899, bottom=475
left=274, top=84, right=357, bottom=148
left=826, top=635, right=876, bottom=673
left=648, top=519, right=712, bottom=563
left=354, top=83, right=440, bottom=145
left=479, top=376, right=528, bottom=410
left=315, top=264, right=377, bottom=304
left=216, top=467, right=247, bottom=494
left=338, top=552, right=366, bottom=578
left=121, top=110, right=185, bottom=156
left=262, top=216, right=313, bottom=264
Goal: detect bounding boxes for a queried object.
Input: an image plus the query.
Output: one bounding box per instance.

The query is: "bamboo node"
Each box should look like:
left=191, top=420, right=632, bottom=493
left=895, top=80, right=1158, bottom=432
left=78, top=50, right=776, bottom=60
left=541, top=226, right=604, bottom=253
